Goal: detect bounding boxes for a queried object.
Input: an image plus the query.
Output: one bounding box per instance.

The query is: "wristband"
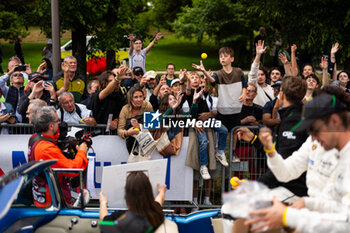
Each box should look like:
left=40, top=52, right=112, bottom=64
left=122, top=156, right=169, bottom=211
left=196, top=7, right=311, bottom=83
left=114, top=76, right=119, bottom=82
left=282, top=207, right=288, bottom=227
left=100, top=201, right=108, bottom=207
left=263, top=144, right=275, bottom=153
left=250, top=135, right=257, bottom=144
left=179, top=82, right=184, bottom=85
left=186, top=88, right=191, bottom=91
left=153, top=39, right=158, bottom=44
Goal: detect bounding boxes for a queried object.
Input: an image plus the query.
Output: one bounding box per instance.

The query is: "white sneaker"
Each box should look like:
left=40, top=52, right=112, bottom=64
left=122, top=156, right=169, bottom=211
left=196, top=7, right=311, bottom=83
left=215, top=151, right=229, bottom=167
left=200, top=166, right=211, bottom=180
left=203, top=199, right=212, bottom=206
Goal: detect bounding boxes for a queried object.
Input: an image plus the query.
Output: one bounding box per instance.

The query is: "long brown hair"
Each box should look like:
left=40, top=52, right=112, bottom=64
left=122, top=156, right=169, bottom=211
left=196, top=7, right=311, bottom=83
left=124, top=171, right=164, bottom=228
left=127, top=86, right=144, bottom=107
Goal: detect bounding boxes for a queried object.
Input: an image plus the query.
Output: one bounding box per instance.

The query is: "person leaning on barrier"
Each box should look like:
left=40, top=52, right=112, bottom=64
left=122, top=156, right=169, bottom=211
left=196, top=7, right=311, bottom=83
left=117, top=86, right=153, bottom=153
left=57, top=91, right=96, bottom=126
left=88, top=66, right=130, bottom=129
left=28, top=106, right=89, bottom=207
left=245, top=93, right=350, bottom=233
left=237, top=76, right=308, bottom=202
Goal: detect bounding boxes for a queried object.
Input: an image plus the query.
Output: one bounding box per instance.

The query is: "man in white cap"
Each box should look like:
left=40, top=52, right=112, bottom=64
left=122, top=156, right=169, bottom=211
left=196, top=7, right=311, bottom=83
left=42, top=39, right=53, bottom=61
left=139, top=70, right=158, bottom=101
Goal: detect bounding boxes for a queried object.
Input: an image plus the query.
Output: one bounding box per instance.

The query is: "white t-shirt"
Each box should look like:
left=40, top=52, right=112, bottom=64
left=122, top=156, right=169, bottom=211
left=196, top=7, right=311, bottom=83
left=129, top=49, right=148, bottom=73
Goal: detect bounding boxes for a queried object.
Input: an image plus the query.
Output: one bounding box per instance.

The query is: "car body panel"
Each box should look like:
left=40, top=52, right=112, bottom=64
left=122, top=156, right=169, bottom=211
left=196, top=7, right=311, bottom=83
left=60, top=36, right=129, bottom=63
left=0, top=161, right=222, bottom=233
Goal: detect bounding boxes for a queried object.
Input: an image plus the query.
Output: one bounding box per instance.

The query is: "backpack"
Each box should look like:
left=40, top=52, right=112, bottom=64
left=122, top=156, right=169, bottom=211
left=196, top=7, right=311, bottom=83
left=59, top=104, right=82, bottom=122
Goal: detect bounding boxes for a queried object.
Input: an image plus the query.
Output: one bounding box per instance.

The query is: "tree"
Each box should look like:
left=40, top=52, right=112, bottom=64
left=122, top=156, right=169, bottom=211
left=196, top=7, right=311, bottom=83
left=240, top=0, right=350, bottom=68
left=173, top=0, right=256, bottom=67
left=147, top=0, right=192, bottom=31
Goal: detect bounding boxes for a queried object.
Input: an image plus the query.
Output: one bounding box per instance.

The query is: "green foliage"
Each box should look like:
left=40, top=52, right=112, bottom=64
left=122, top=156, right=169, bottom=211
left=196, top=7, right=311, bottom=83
left=147, top=0, right=192, bottom=30
left=173, top=0, right=253, bottom=45
left=240, top=0, right=350, bottom=62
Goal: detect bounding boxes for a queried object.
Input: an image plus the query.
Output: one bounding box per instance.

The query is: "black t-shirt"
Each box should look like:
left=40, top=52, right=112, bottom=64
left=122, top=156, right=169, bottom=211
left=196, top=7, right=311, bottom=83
left=88, top=90, right=126, bottom=124
left=187, top=89, right=209, bottom=118
left=239, top=104, right=263, bottom=125
left=101, top=211, right=153, bottom=233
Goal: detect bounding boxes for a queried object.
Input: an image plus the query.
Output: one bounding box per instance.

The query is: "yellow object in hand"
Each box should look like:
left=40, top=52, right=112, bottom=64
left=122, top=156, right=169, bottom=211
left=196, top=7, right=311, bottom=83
left=134, top=128, right=140, bottom=131
left=230, top=176, right=240, bottom=187
left=201, top=53, right=208, bottom=60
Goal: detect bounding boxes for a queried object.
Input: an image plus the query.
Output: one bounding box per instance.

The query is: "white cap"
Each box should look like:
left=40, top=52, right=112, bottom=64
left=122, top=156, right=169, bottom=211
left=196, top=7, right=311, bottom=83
left=145, top=70, right=157, bottom=79
left=171, top=79, right=180, bottom=87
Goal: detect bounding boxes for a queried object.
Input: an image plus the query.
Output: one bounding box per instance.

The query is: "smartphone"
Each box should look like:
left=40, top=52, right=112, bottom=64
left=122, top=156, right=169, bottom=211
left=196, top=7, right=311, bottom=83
left=14, top=65, right=26, bottom=72
left=42, top=81, right=53, bottom=87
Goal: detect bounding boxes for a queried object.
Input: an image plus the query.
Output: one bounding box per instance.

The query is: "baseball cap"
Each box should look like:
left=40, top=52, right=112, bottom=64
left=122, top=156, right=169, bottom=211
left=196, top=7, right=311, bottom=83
left=294, top=94, right=347, bottom=132
left=132, top=66, right=144, bottom=76
left=271, top=81, right=282, bottom=88
left=144, top=70, right=157, bottom=79
left=29, top=72, right=46, bottom=82
left=171, top=79, right=180, bottom=87
left=47, top=39, right=52, bottom=45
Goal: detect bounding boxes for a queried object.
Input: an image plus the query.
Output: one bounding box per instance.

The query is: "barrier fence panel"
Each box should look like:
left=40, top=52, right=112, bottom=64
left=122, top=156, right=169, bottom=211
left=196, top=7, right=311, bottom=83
left=0, top=123, right=115, bottom=135
left=0, top=123, right=267, bottom=209
left=227, top=126, right=268, bottom=191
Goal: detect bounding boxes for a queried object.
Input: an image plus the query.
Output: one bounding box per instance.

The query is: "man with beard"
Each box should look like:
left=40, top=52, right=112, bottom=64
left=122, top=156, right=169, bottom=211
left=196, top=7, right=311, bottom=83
left=29, top=106, right=88, bottom=207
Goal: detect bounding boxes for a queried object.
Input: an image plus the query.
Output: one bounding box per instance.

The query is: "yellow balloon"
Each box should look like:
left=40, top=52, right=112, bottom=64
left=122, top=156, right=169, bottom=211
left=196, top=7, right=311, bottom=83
left=201, top=53, right=208, bottom=59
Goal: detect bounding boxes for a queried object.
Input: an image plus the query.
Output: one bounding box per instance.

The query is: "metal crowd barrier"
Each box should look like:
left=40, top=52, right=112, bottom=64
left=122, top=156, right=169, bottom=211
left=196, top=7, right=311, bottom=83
left=1, top=123, right=268, bottom=210
left=0, top=123, right=116, bottom=135
left=224, top=126, right=268, bottom=192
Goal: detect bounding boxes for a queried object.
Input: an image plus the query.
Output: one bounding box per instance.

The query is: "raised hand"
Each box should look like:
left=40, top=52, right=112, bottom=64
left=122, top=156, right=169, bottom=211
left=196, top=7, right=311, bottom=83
left=192, top=60, right=206, bottom=72
left=179, top=69, right=187, bottom=83
left=255, top=40, right=266, bottom=55
left=62, top=62, right=69, bottom=73
left=128, top=34, right=136, bottom=41
left=331, top=42, right=339, bottom=55
left=278, top=52, right=288, bottom=64
left=291, top=44, right=297, bottom=53
left=155, top=32, right=162, bottom=42
left=172, top=92, right=184, bottom=110
left=320, top=56, right=328, bottom=70
left=25, top=64, right=32, bottom=75
left=193, top=87, right=204, bottom=103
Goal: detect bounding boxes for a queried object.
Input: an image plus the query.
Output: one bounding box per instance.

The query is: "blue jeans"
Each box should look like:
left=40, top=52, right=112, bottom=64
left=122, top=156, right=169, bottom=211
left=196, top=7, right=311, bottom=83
left=197, top=120, right=228, bottom=166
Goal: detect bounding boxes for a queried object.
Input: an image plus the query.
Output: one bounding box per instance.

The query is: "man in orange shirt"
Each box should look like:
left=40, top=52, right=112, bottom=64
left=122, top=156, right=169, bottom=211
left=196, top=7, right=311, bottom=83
left=30, top=106, right=88, bottom=207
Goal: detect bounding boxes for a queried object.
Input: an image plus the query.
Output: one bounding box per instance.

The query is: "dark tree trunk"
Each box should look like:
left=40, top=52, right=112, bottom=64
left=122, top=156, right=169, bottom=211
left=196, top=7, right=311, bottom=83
left=106, top=0, right=120, bottom=70
left=344, top=58, right=350, bottom=72
left=72, top=29, right=87, bottom=77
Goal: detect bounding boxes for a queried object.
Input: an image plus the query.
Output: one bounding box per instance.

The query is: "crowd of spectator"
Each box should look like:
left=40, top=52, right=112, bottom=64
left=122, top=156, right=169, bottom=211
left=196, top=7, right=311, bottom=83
left=2, top=31, right=350, bottom=232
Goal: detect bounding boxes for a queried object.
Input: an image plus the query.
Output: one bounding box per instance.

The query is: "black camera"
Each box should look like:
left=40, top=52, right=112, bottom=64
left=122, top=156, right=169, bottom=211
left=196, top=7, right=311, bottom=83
left=14, top=65, right=26, bottom=72
left=57, top=122, right=101, bottom=159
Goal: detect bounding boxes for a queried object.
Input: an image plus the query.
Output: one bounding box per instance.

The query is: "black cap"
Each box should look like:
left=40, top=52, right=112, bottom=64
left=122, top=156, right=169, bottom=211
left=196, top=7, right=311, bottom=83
left=133, top=66, right=144, bottom=76
left=29, top=72, right=46, bottom=82
left=294, top=94, right=347, bottom=132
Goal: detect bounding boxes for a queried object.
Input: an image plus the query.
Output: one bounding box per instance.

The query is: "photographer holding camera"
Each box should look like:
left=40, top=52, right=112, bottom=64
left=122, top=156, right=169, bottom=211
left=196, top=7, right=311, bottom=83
left=28, top=106, right=89, bottom=207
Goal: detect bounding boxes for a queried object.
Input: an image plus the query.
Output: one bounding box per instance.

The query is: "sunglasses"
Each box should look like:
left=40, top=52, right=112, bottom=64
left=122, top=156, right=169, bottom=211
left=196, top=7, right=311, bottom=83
left=12, top=73, right=24, bottom=77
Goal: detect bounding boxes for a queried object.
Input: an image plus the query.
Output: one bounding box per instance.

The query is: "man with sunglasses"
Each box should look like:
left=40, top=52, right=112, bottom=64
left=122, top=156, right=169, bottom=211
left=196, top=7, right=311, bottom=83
left=245, top=93, right=350, bottom=233
left=0, top=70, right=25, bottom=122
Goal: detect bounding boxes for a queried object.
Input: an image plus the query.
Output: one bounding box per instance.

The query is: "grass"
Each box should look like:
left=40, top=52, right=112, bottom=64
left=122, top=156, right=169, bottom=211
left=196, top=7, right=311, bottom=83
left=146, top=35, right=222, bottom=71
left=0, top=35, right=222, bottom=73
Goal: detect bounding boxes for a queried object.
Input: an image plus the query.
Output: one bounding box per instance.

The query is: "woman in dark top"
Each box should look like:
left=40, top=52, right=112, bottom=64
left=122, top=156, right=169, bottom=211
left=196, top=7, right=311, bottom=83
left=99, top=171, right=167, bottom=232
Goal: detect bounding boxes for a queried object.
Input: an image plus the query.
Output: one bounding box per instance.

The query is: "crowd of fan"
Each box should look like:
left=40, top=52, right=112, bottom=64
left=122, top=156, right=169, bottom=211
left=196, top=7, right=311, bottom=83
left=2, top=33, right=350, bottom=223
